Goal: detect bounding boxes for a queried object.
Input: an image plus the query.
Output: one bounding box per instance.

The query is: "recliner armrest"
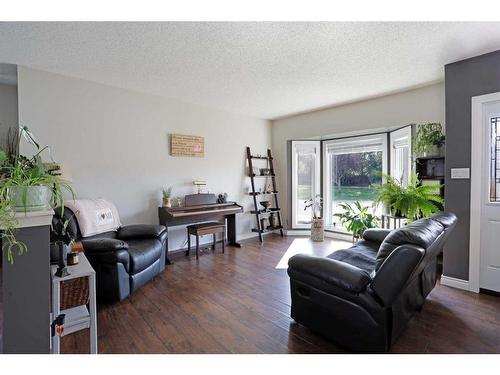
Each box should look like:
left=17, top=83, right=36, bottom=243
left=370, top=244, right=425, bottom=306
left=82, top=238, right=130, bottom=271
left=288, top=254, right=372, bottom=293
left=362, top=228, right=392, bottom=244
left=117, top=225, right=167, bottom=240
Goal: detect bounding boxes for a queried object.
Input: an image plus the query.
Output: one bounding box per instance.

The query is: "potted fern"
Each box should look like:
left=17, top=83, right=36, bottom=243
left=373, top=173, right=443, bottom=222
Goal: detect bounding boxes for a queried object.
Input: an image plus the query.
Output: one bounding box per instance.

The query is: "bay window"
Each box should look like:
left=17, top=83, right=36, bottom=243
left=290, top=127, right=412, bottom=232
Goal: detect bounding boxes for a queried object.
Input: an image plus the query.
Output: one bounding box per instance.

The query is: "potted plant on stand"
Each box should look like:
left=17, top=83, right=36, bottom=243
left=0, top=126, right=74, bottom=263
left=50, top=216, right=76, bottom=276
left=413, top=122, right=445, bottom=157
left=334, top=201, right=378, bottom=242
left=304, top=194, right=324, bottom=241
left=373, top=173, right=443, bottom=222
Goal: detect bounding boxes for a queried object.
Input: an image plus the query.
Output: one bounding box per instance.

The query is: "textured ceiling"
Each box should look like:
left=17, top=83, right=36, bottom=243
left=1, top=22, right=500, bottom=119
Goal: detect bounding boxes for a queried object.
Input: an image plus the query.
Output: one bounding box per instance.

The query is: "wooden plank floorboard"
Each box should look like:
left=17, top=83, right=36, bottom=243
left=58, top=234, right=500, bottom=354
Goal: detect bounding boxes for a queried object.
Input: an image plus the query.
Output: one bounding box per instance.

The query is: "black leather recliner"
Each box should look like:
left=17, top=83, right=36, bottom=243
left=287, top=211, right=458, bottom=352
left=52, top=207, right=168, bottom=302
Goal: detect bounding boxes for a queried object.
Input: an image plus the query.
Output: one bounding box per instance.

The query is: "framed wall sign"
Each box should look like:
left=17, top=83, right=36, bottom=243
left=170, top=134, right=205, bottom=157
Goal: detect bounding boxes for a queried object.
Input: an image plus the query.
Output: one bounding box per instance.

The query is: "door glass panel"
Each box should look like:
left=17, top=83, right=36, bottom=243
left=490, top=116, right=500, bottom=202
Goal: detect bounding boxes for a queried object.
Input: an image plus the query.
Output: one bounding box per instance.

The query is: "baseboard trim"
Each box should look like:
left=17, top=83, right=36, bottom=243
left=286, top=230, right=310, bottom=236
left=440, top=275, right=473, bottom=292
left=286, top=229, right=352, bottom=242
left=238, top=231, right=273, bottom=241
left=167, top=231, right=273, bottom=256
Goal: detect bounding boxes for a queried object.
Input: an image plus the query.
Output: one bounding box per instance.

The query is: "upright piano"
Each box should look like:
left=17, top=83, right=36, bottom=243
left=158, top=193, right=244, bottom=255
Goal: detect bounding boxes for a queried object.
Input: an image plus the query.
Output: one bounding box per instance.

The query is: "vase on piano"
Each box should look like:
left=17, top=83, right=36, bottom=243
left=310, top=217, right=324, bottom=242
left=163, top=197, right=172, bottom=208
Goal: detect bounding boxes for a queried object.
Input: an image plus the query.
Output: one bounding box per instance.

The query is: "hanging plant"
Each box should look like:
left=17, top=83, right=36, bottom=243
left=413, top=122, right=445, bottom=156
left=0, top=126, right=75, bottom=263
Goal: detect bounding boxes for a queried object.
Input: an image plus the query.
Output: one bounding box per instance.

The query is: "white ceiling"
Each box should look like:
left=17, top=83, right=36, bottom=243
left=1, top=22, right=500, bottom=119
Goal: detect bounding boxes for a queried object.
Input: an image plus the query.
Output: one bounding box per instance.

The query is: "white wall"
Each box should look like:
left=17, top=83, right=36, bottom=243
left=0, top=83, right=18, bottom=151
left=17, top=66, right=271, bottom=251
left=271, top=83, right=445, bottom=228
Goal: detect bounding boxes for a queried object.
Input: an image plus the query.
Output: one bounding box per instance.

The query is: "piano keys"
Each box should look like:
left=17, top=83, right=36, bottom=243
left=158, top=193, right=244, bottom=257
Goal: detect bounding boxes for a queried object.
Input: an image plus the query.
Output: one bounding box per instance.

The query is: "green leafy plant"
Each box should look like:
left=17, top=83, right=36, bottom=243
left=162, top=186, right=172, bottom=199
left=373, top=173, right=443, bottom=222
left=51, top=212, right=76, bottom=247
left=0, top=196, right=28, bottom=263
left=413, top=122, right=445, bottom=155
left=304, top=194, right=323, bottom=219
left=0, top=126, right=75, bottom=263
left=334, top=201, right=379, bottom=239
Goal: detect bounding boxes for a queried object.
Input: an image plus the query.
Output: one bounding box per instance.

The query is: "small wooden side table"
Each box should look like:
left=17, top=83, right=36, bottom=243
left=51, top=252, right=97, bottom=354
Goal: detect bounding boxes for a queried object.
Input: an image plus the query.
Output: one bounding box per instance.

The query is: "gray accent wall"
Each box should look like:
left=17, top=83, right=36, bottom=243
left=2, top=225, right=51, bottom=353
left=444, top=50, right=500, bottom=280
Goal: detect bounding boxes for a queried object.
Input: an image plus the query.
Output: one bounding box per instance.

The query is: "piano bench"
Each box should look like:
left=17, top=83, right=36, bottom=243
left=186, top=222, right=225, bottom=260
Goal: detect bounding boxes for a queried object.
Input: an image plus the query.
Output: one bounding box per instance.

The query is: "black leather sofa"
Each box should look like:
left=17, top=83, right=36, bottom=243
left=52, top=207, right=168, bottom=302
left=287, top=211, right=457, bottom=352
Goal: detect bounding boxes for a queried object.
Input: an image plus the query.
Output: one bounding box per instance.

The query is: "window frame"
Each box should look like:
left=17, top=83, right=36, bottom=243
left=389, top=125, right=413, bottom=187
left=290, top=140, right=322, bottom=229
left=322, top=133, right=388, bottom=233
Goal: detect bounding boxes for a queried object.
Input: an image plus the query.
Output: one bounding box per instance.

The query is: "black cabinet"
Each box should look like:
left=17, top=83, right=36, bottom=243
left=416, top=156, right=445, bottom=200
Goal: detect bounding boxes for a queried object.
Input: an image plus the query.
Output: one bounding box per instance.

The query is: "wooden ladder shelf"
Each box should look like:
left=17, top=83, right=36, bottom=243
left=246, top=146, right=284, bottom=242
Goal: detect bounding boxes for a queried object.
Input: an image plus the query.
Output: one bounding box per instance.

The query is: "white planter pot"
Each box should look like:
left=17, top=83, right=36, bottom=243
left=421, top=144, right=443, bottom=158
left=163, top=197, right=172, bottom=208
left=7, top=186, right=52, bottom=212
left=311, top=217, right=324, bottom=242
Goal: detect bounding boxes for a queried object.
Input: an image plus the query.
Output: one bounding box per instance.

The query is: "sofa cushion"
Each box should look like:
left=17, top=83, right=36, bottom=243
left=328, top=239, right=378, bottom=273
left=375, top=217, right=444, bottom=271
left=127, top=238, right=163, bottom=274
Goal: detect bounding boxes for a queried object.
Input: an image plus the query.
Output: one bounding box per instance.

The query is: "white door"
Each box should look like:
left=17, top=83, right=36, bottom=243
left=480, top=100, right=500, bottom=292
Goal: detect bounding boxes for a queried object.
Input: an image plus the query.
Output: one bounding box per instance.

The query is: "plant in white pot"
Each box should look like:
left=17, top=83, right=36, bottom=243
left=304, top=194, right=324, bottom=241
left=0, top=126, right=74, bottom=263
left=162, top=186, right=172, bottom=207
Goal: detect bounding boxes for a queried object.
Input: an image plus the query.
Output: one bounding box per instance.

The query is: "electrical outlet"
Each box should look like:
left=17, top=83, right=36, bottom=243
left=450, top=168, right=470, bottom=179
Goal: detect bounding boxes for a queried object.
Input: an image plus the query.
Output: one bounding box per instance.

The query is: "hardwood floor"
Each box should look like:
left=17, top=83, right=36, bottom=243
left=57, top=234, right=500, bottom=354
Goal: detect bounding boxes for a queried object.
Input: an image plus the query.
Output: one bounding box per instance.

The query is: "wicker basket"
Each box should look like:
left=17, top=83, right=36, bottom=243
left=60, top=277, right=90, bottom=310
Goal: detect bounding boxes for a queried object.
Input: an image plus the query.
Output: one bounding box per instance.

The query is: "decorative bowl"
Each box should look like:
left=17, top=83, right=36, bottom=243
left=259, top=201, right=271, bottom=209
